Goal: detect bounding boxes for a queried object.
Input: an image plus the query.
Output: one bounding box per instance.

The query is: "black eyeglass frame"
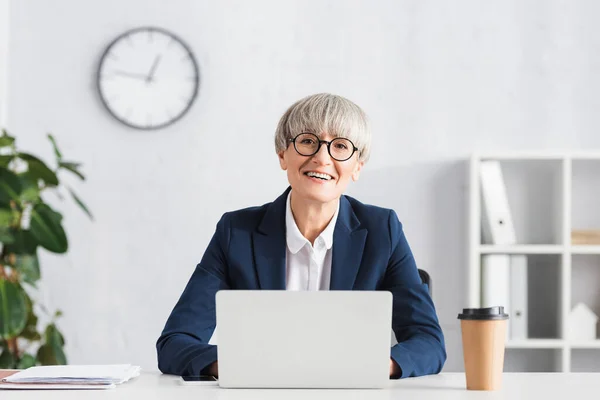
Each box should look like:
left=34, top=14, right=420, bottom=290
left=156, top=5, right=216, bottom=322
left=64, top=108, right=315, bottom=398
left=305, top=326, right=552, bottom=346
left=288, top=132, right=360, bottom=162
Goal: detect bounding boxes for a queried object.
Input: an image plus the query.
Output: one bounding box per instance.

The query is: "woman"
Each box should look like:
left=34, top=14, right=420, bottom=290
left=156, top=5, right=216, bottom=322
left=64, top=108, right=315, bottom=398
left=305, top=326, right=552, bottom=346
left=156, top=93, right=446, bottom=379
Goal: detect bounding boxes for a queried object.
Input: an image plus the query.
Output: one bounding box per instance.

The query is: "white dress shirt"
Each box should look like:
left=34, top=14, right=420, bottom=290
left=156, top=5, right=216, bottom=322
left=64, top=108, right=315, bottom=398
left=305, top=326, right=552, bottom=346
left=285, top=192, right=339, bottom=291
left=208, top=194, right=340, bottom=345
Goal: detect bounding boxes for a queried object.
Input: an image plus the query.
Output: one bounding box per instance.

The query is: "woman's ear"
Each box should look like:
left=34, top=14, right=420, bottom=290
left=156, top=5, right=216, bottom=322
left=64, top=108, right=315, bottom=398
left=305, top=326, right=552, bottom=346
left=351, top=160, right=364, bottom=182
left=278, top=151, right=288, bottom=171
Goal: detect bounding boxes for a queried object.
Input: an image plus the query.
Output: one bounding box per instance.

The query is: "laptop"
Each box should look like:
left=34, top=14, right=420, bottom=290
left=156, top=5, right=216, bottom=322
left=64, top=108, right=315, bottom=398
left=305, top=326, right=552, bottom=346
left=215, top=290, right=393, bottom=389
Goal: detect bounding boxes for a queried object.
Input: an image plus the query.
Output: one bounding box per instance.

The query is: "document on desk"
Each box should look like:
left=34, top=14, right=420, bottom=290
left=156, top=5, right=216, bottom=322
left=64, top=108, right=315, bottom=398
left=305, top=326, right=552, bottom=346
left=0, top=382, right=116, bottom=390
left=0, top=364, right=140, bottom=390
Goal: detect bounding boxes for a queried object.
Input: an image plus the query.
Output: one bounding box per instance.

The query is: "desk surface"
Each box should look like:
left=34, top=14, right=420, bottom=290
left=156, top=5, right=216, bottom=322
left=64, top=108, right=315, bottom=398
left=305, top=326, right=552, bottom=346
left=2, top=371, right=599, bottom=399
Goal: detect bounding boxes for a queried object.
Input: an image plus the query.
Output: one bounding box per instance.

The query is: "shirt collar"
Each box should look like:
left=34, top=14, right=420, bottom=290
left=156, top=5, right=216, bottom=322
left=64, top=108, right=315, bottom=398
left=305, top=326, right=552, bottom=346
left=285, top=192, right=339, bottom=254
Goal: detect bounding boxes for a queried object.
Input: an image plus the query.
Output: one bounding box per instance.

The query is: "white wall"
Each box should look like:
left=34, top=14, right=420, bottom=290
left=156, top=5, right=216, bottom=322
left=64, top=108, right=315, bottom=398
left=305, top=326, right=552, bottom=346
left=0, top=0, right=9, bottom=126
left=7, top=0, right=600, bottom=372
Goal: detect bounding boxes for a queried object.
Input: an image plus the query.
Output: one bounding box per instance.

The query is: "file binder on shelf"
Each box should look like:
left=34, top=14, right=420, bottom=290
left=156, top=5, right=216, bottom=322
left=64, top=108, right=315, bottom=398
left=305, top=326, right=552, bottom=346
left=479, top=161, right=517, bottom=245
left=509, top=255, right=528, bottom=340
left=479, top=160, right=529, bottom=340
left=481, top=254, right=511, bottom=336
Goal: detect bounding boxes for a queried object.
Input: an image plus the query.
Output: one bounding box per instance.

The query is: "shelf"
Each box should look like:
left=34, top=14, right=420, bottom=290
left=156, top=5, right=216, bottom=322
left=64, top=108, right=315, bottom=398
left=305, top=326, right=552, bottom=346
left=504, top=348, right=563, bottom=372
left=506, top=339, right=565, bottom=349
left=477, top=152, right=566, bottom=161
left=571, top=348, right=600, bottom=372
left=479, top=245, right=564, bottom=254
left=476, top=152, right=600, bottom=161
left=506, top=340, right=600, bottom=349
left=570, top=245, right=600, bottom=255
left=470, top=152, right=600, bottom=372
left=569, top=341, right=600, bottom=349
left=479, top=245, right=600, bottom=254
left=571, top=153, right=600, bottom=160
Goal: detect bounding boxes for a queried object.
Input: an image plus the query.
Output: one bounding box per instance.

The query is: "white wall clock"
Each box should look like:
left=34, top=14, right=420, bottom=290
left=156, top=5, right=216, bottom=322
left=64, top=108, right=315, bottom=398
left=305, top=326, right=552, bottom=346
left=97, top=27, right=200, bottom=130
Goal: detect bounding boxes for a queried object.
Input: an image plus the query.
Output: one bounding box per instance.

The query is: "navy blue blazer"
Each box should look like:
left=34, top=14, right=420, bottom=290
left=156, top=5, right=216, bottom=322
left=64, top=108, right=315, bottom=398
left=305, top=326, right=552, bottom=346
left=156, top=188, right=446, bottom=378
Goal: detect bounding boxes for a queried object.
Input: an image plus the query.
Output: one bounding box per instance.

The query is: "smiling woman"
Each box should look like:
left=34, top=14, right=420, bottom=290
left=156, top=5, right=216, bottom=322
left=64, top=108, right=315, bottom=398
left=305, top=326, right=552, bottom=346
left=156, top=93, right=446, bottom=380
left=275, top=94, right=369, bottom=223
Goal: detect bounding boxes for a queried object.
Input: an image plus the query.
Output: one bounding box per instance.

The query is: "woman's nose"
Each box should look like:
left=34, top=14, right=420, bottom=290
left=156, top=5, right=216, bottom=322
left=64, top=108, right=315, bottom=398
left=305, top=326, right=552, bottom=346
left=312, top=142, right=332, bottom=163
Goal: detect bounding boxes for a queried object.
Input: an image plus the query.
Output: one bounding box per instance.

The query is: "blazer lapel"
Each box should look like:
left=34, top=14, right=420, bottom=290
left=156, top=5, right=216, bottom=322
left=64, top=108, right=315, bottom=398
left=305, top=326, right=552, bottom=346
left=252, top=188, right=289, bottom=290
left=330, top=196, right=368, bottom=290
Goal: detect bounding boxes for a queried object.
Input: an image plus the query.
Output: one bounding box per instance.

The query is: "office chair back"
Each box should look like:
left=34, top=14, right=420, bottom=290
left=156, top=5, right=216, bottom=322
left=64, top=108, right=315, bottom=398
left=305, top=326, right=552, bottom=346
left=418, top=269, right=432, bottom=296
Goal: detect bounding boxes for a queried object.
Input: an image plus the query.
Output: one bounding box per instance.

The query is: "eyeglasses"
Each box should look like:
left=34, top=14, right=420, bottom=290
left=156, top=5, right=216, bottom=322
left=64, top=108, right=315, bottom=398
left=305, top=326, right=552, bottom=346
left=289, top=133, right=359, bottom=162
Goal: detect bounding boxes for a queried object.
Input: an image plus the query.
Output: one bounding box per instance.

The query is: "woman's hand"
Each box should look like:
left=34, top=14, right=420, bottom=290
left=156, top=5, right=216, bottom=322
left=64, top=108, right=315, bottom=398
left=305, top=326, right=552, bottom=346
left=389, top=358, right=401, bottom=378
left=207, top=361, right=219, bottom=378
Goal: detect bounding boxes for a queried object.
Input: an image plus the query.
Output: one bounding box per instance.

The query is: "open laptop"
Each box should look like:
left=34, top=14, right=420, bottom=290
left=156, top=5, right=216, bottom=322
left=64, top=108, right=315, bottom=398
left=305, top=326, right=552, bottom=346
left=215, top=290, right=393, bottom=389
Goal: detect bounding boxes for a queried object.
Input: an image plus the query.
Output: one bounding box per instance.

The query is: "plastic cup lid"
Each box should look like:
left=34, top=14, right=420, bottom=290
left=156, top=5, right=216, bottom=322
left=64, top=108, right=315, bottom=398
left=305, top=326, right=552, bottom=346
left=457, top=306, right=509, bottom=320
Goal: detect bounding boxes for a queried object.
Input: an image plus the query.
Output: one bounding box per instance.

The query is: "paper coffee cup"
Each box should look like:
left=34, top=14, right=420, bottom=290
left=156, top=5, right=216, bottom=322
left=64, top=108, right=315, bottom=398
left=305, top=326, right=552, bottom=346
left=457, top=306, right=509, bottom=391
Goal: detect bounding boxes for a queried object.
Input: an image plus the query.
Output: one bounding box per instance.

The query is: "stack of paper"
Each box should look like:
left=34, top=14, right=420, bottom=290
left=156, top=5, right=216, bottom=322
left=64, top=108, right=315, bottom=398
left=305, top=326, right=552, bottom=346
left=0, top=364, right=140, bottom=390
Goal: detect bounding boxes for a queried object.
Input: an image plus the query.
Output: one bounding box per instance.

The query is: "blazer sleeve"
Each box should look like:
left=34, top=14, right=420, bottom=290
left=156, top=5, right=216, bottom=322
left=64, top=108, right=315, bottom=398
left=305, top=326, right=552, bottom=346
left=156, top=213, right=231, bottom=376
left=381, top=210, right=447, bottom=378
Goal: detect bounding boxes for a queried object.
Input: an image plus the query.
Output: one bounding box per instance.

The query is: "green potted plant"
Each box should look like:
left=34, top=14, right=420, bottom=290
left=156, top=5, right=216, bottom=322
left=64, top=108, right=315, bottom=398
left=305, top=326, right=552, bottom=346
left=0, top=129, right=92, bottom=368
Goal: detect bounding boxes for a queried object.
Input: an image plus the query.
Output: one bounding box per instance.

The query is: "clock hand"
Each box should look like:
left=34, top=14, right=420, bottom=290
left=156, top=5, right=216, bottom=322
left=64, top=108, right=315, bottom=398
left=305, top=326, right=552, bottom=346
left=113, top=70, right=148, bottom=80
left=146, top=55, right=162, bottom=83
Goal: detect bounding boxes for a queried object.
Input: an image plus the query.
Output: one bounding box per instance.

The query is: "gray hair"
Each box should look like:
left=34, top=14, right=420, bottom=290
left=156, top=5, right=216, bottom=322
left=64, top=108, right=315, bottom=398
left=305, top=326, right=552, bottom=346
left=274, top=93, right=371, bottom=163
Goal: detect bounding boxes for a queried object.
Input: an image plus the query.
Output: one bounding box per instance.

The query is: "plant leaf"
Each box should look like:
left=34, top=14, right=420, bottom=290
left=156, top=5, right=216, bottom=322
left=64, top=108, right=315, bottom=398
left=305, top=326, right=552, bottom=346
left=0, top=208, right=17, bottom=226
left=29, top=203, right=68, bottom=253
left=37, top=343, right=67, bottom=365
left=0, top=226, right=15, bottom=244
left=18, top=174, right=40, bottom=202
left=21, top=328, right=42, bottom=341
left=0, top=167, right=23, bottom=207
left=45, top=323, right=65, bottom=347
left=0, top=155, right=14, bottom=168
left=59, top=161, right=80, bottom=169
left=16, top=353, right=37, bottom=369
left=47, top=134, right=62, bottom=161
left=0, top=130, right=15, bottom=148
left=15, top=252, right=41, bottom=285
left=20, top=295, right=41, bottom=341
left=59, top=161, right=85, bottom=180
left=67, top=187, right=93, bottom=220
left=18, top=153, right=59, bottom=187
left=38, top=323, right=67, bottom=365
left=0, top=280, right=28, bottom=340
left=4, top=229, right=38, bottom=254
left=0, top=348, right=16, bottom=368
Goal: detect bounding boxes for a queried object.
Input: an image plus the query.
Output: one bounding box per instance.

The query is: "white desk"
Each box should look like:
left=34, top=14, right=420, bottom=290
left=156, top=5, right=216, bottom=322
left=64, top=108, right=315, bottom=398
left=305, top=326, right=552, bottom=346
left=2, top=371, right=599, bottom=399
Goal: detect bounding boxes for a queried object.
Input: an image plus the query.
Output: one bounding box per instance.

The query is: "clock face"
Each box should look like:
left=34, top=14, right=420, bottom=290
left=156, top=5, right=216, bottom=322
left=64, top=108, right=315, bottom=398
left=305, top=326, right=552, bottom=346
left=97, top=27, right=200, bottom=130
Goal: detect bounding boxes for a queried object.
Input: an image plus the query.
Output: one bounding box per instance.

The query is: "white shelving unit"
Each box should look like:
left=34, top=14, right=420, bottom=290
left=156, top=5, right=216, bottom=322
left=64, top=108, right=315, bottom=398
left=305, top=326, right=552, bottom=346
left=469, top=152, right=600, bottom=372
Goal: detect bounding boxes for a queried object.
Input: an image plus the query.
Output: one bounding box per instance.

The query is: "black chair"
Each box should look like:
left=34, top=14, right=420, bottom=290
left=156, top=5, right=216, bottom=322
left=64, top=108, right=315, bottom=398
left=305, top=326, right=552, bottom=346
left=418, top=269, right=432, bottom=296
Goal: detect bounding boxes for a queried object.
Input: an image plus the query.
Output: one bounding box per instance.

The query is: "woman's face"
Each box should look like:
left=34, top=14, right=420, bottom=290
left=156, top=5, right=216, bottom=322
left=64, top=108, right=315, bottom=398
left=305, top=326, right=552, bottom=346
left=278, top=133, right=364, bottom=205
